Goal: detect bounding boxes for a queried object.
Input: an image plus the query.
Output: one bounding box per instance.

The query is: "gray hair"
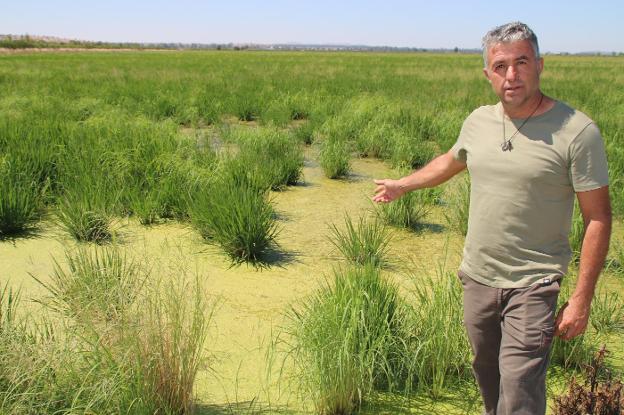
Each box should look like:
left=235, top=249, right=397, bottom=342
left=482, top=22, right=540, bottom=68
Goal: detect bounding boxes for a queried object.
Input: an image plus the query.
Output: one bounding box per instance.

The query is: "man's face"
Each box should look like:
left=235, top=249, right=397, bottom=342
left=483, top=39, right=544, bottom=113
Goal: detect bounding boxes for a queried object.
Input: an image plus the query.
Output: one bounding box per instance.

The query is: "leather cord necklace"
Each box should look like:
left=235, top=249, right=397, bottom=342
left=501, top=93, right=544, bottom=152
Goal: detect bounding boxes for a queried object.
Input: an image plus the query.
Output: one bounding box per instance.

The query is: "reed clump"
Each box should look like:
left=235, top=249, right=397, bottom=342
left=328, top=214, right=392, bottom=268
left=189, top=166, right=280, bottom=267
left=2, top=250, right=212, bottom=415
left=286, top=265, right=413, bottom=415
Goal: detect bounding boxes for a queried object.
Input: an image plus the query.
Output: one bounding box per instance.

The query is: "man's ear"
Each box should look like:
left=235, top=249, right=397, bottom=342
left=483, top=68, right=491, bottom=83
left=537, top=57, right=544, bottom=75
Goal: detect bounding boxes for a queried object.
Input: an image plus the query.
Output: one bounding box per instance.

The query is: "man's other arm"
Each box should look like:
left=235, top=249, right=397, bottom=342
left=555, top=186, right=612, bottom=340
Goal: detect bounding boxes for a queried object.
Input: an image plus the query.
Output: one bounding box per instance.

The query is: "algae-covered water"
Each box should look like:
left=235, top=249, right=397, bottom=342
left=2, top=149, right=622, bottom=415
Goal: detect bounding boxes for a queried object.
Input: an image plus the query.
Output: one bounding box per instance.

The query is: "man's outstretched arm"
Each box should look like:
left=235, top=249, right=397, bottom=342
left=373, top=149, right=467, bottom=203
left=555, top=186, right=612, bottom=340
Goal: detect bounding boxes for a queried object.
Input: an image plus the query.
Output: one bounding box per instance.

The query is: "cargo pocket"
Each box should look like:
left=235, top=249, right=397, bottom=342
left=539, top=324, right=555, bottom=351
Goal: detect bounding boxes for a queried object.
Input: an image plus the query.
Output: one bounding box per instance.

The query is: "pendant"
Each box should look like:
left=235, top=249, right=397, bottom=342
left=501, top=140, right=513, bottom=152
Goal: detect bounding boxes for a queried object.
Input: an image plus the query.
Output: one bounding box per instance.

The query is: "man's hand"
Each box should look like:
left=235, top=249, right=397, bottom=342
left=554, top=298, right=591, bottom=340
left=372, top=179, right=405, bottom=203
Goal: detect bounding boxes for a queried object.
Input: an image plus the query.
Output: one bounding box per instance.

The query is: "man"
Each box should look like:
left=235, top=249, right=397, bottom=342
left=373, top=22, right=611, bottom=415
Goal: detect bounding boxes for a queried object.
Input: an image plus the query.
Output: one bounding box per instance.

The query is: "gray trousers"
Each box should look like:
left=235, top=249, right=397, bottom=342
left=458, top=271, right=560, bottom=415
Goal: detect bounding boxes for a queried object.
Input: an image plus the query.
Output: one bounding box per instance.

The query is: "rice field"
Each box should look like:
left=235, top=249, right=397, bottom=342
left=1, top=50, right=623, bottom=414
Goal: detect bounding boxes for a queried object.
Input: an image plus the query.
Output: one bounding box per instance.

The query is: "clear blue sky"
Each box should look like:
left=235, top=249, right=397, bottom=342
left=2, top=0, right=623, bottom=53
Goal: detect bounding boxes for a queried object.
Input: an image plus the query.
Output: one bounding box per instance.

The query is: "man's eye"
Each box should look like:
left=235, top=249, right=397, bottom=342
left=495, top=65, right=505, bottom=71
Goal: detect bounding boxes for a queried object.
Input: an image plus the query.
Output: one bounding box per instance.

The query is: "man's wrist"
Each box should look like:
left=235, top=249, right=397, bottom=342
left=397, top=179, right=410, bottom=195
left=569, top=291, right=593, bottom=312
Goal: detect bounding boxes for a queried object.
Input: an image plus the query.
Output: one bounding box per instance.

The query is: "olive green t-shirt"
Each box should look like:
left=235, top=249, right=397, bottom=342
left=451, top=101, right=609, bottom=288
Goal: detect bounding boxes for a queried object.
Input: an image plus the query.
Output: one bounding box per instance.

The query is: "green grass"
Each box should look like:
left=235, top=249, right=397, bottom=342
left=328, top=214, right=392, bottom=268
left=2, top=252, right=212, bottom=415
left=550, top=275, right=599, bottom=371
left=407, top=265, right=473, bottom=398
left=0, top=50, right=622, bottom=413
left=0, top=154, right=45, bottom=237
left=33, top=247, right=145, bottom=322
left=188, top=168, right=280, bottom=267
left=285, top=265, right=413, bottom=415
left=319, top=138, right=351, bottom=179
left=376, top=190, right=431, bottom=230
left=231, top=126, right=305, bottom=191
left=56, top=189, right=116, bottom=243
left=444, top=174, right=471, bottom=236
left=590, top=290, right=624, bottom=334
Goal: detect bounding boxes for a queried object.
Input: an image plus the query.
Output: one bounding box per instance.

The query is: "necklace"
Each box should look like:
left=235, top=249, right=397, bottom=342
left=501, top=94, right=544, bottom=152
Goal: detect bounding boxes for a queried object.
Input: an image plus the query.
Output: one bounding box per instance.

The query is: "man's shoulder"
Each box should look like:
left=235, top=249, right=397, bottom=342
left=551, top=100, right=597, bottom=136
left=464, top=103, right=499, bottom=124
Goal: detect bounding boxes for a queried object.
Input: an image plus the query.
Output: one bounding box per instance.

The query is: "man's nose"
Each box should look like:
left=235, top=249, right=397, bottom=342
left=505, top=65, right=518, bottom=82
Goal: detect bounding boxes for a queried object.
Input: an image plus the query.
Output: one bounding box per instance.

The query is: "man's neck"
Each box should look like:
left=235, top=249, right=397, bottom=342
left=502, top=92, right=548, bottom=119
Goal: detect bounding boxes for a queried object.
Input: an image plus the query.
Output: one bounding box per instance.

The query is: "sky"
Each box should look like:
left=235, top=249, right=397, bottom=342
left=2, top=0, right=623, bottom=53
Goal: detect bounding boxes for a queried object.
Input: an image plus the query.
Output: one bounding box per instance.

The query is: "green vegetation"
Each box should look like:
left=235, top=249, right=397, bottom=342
left=188, top=168, right=280, bottom=267
left=328, top=214, right=392, bottom=267
left=0, top=50, right=622, bottom=413
left=444, top=174, right=471, bottom=236
left=33, top=247, right=145, bottom=321
left=1, top=249, right=211, bottom=414
left=0, top=154, right=45, bottom=237
left=408, top=267, right=473, bottom=398
left=319, top=138, right=351, bottom=179
left=377, top=190, right=432, bottom=230
left=286, top=265, right=413, bottom=414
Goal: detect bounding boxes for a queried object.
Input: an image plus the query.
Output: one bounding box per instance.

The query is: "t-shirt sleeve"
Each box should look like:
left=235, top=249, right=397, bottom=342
left=451, top=119, right=469, bottom=163
left=568, top=122, right=609, bottom=192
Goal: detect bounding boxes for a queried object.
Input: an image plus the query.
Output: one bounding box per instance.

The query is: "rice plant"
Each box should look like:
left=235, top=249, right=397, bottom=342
left=590, top=290, right=624, bottom=334
left=606, top=241, right=624, bottom=278
left=236, top=127, right=304, bottom=190
left=286, top=265, right=413, bottom=415
left=569, top=202, right=585, bottom=264
left=3, top=256, right=212, bottom=415
left=319, top=138, right=351, bottom=179
left=355, top=122, right=393, bottom=159
left=33, top=247, right=146, bottom=322
left=0, top=155, right=45, bottom=237
left=56, top=193, right=115, bottom=244
left=0, top=283, right=20, bottom=334
left=128, top=271, right=212, bottom=414
left=328, top=214, right=392, bottom=268
left=390, top=135, right=438, bottom=170
left=376, top=189, right=431, bottom=230
left=444, top=174, right=471, bottom=236
left=292, top=121, right=316, bottom=145
left=188, top=173, right=279, bottom=267
left=407, top=266, right=473, bottom=398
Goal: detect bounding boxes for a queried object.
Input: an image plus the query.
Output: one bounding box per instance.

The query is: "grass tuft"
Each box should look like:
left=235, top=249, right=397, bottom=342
left=189, top=173, right=280, bottom=267
left=33, top=247, right=145, bottom=322
left=328, top=214, right=392, bottom=268
left=407, top=266, right=473, bottom=398
left=0, top=155, right=44, bottom=237
left=444, top=174, right=470, bottom=236
left=376, top=190, right=431, bottom=230
left=319, top=139, right=350, bottom=179
left=286, top=265, right=412, bottom=415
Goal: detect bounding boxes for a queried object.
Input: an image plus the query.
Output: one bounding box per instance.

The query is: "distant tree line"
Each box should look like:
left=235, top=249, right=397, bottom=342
left=1, top=34, right=622, bottom=55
